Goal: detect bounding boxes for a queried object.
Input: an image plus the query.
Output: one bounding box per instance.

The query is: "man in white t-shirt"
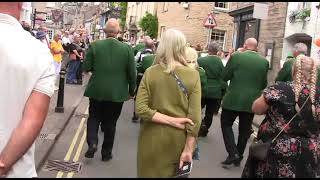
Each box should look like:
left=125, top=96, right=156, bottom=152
left=0, top=2, right=55, bottom=178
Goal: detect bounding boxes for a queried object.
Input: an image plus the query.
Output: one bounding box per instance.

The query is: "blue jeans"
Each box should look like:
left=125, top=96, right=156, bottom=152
left=67, top=60, right=80, bottom=82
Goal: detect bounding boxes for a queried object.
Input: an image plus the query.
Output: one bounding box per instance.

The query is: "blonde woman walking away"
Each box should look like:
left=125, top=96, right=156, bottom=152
left=135, top=29, right=201, bottom=178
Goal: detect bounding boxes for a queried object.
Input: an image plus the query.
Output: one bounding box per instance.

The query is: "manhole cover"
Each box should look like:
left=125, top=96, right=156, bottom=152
left=74, top=114, right=89, bottom=118
left=38, top=133, right=56, bottom=140
left=43, top=160, right=82, bottom=173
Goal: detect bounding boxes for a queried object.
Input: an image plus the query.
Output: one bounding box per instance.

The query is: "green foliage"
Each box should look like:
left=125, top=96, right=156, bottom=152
left=296, top=8, right=311, bottom=20
left=139, top=13, right=158, bottom=38
left=289, top=8, right=311, bottom=23
left=119, top=2, right=127, bottom=31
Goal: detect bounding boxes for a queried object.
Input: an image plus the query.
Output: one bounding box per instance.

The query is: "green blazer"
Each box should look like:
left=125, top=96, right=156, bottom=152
left=198, top=55, right=226, bottom=99
left=137, top=54, right=156, bottom=75
left=222, top=51, right=269, bottom=113
left=136, top=54, right=156, bottom=90
left=83, top=38, right=137, bottom=102
left=275, top=57, right=296, bottom=82
left=276, top=56, right=320, bottom=85
left=197, top=67, right=208, bottom=98
left=133, top=43, right=145, bottom=55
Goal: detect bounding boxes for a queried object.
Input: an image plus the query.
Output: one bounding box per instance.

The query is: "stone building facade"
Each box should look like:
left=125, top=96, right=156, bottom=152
left=125, top=2, right=157, bottom=43
left=156, top=2, right=234, bottom=51
left=229, top=2, right=288, bottom=83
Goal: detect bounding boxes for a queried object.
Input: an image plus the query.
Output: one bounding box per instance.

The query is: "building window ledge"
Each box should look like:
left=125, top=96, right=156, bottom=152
left=213, top=8, right=228, bottom=13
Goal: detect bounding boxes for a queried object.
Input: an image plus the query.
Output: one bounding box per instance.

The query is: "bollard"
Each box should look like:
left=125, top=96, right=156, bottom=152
left=55, top=69, right=66, bottom=113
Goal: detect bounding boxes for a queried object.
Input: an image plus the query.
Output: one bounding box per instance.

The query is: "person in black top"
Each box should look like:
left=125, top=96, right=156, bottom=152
left=66, top=34, right=83, bottom=84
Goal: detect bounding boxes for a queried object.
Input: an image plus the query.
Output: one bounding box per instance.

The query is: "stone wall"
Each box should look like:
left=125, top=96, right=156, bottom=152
left=156, top=2, right=234, bottom=51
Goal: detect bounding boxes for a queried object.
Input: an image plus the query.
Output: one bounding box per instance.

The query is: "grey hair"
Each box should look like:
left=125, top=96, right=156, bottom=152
left=294, top=43, right=308, bottom=55
left=208, top=41, right=220, bottom=54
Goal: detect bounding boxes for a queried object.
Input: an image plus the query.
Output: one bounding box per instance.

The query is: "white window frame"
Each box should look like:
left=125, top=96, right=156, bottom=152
left=47, top=29, right=54, bottom=41
left=214, top=2, right=229, bottom=10
left=45, top=14, right=52, bottom=21
left=162, top=2, right=168, bottom=12
left=160, top=26, right=166, bottom=38
left=210, top=29, right=226, bottom=50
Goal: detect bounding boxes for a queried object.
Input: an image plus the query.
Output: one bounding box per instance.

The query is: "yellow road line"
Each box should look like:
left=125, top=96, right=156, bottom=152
left=66, top=127, right=87, bottom=178
left=56, top=108, right=88, bottom=178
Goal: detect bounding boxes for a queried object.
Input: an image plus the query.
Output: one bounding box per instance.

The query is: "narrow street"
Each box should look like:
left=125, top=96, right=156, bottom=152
left=38, top=98, right=258, bottom=178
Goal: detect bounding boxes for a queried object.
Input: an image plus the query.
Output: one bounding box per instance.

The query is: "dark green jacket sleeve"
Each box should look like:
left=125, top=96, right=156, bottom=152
left=127, top=46, right=137, bottom=96
left=275, top=60, right=292, bottom=82
left=198, top=68, right=207, bottom=97
left=83, top=44, right=94, bottom=72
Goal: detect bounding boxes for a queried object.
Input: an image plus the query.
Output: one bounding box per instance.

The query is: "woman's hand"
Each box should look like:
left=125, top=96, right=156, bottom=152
left=179, top=150, right=193, bottom=169
left=169, top=118, right=194, bottom=130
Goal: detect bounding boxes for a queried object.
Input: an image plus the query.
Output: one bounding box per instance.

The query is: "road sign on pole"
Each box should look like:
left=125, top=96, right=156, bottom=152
left=203, top=13, right=217, bottom=29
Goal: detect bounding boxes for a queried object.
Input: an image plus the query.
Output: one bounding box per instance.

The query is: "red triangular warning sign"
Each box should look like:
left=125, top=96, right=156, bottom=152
left=203, top=13, right=217, bottom=28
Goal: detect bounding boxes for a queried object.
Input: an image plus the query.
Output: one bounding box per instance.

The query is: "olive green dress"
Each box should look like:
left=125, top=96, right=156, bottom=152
left=135, top=64, right=201, bottom=178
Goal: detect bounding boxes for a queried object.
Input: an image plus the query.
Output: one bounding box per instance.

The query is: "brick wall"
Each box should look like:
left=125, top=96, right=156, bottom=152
left=257, top=2, right=288, bottom=84
left=156, top=2, right=234, bottom=51
left=230, top=2, right=288, bottom=84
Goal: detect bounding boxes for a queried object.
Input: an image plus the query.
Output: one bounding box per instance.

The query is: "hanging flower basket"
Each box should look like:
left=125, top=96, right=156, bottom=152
left=289, top=8, right=311, bottom=23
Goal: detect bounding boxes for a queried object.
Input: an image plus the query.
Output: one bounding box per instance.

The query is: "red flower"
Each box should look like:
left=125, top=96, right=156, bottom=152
left=291, top=144, right=297, bottom=152
left=303, top=88, right=310, bottom=94
left=309, top=142, right=315, bottom=150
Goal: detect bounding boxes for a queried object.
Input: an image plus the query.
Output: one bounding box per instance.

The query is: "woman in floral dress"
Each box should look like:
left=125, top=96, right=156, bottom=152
left=242, top=55, right=320, bottom=178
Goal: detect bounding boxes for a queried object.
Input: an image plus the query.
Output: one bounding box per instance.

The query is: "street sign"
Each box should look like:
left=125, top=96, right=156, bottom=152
left=253, top=3, right=269, bottom=20
left=203, top=13, right=217, bottom=28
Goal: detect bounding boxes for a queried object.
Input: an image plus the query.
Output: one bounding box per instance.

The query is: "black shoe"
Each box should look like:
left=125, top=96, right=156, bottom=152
left=221, top=154, right=240, bottom=165
left=101, top=150, right=112, bottom=162
left=198, top=127, right=208, bottom=137
left=132, top=115, right=139, bottom=123
left=85, top=144, right=97, bottom=158
left=233, top=155, right=243, bottom=167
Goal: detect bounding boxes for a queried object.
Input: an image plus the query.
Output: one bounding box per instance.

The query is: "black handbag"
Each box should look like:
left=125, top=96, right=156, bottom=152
left=249, top=95, right=310, bottom=161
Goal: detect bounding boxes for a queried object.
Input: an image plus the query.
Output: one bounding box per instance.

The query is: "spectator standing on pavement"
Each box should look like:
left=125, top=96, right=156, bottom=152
left=66, top=34, right=83, bottom=84
left=275, top=43, right=308, bottom=83
left=197, top=41, right=226, bottom=137
left=83, top=18, right=136, bottom=162
left=0, top=2, right=55, bottom=177
left=36, top=30, right=50, bottom=49
left=135, top=29, right=201, bottom=178
left=242, top=55, right=320, bottom=178
left=68, top=28, right=76, bottom=43
left=220, top=38, right=269, bottom=168
left=50, top=32, right=64, bottom=90
left=132, top=39, right=155, bottom=123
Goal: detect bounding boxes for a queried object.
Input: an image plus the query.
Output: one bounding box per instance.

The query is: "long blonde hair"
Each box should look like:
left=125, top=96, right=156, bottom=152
left=185, top=46, right=199, bottom=69
left=292, top=55, right=318, bottom=118
left=153, top=29, right=188, bottom=73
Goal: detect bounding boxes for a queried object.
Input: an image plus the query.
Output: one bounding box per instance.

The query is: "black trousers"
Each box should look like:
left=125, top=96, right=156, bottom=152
left=220, top=108, right=254, bottom=157
left=201, top=98, right=221, bottom=130
left=76, top=60, right=83, bottom=82
left=86, top=98, right=123, bottom=153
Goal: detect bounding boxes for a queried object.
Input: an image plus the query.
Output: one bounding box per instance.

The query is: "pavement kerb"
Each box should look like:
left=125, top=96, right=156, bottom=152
left=36, top=96, right=84, bottom=171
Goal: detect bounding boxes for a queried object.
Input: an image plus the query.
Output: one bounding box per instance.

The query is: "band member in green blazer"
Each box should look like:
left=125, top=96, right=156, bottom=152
left=221, top=38, right=269, bottom=167
left=197, top=41, right=226, bottom=137
left=132, top=40, right=156, bottom=123
left=275, top=43, right=308, bottom=82
left=82, top=19, right=137, bottom=161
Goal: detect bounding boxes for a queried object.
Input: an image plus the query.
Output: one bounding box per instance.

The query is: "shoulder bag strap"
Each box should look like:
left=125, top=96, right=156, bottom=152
left=271, top=95, right=310, bottom=143
left=170, top=71, right=188, bottom=98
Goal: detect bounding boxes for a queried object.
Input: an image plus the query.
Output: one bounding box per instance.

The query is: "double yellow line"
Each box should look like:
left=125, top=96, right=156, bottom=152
left=56, top=108, right=88, bottom=178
